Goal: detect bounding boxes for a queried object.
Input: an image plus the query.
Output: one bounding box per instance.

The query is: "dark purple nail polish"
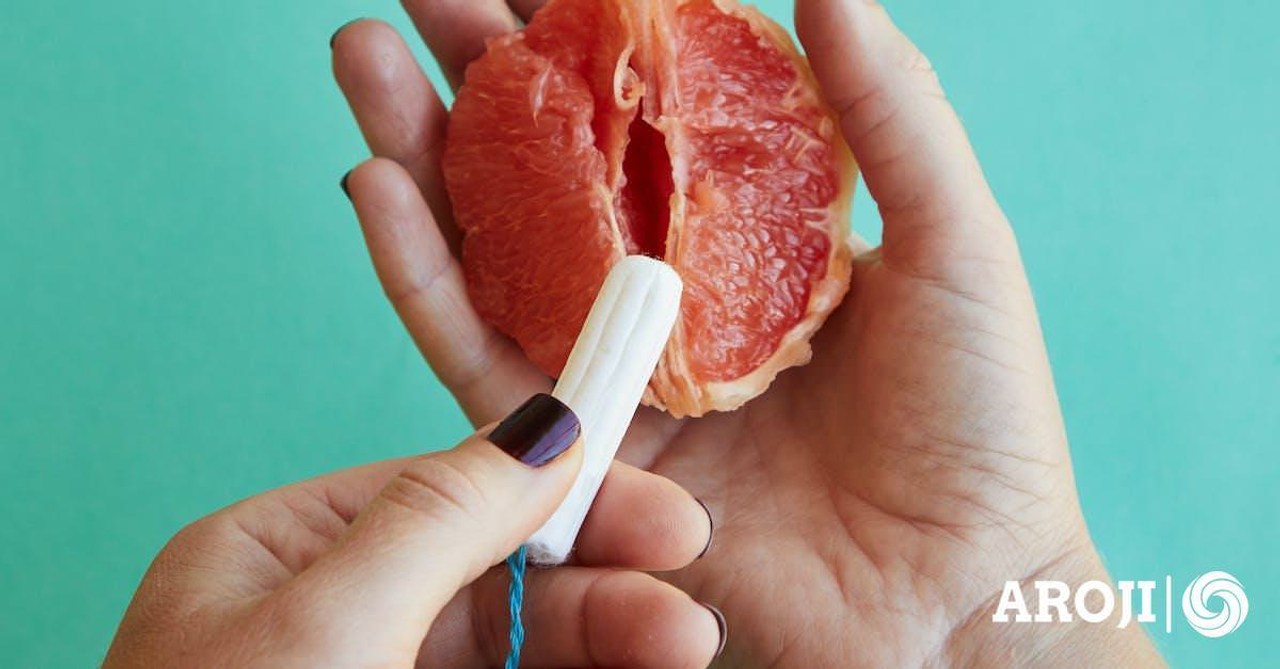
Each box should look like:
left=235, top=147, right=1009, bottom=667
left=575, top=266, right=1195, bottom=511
left=330, top=18, right=365, bottom=49
left=701, top=602, right=727, bottom=660
left=696, top=498, right=714, bottom=559
left=489, top=394, right=580, bottom=467
left=339, top=170, right=351, bottom=200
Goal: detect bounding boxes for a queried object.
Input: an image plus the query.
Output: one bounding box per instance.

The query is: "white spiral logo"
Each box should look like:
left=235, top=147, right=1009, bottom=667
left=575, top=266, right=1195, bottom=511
left=1181, top=571, right=1249, bottom=637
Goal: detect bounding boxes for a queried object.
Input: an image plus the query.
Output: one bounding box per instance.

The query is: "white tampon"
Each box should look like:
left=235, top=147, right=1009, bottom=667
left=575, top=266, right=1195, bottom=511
left=524, top=255, right=683, bottom=565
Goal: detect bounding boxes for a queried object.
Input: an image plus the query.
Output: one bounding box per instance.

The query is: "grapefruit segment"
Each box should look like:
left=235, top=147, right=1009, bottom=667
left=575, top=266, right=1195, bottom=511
left=443, top=0, right=855, bottom=417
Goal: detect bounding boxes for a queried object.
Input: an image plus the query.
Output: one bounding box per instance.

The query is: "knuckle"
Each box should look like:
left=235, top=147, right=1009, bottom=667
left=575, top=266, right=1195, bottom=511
left=381, top=455, right=490, bottom=522
left=381, top=255, right=449, bottom=306
left=901, top=44, right=945, bottom=97
left=903, top=46, right=936, bottom=77
left=164, top=519, right=208, bottom=552
left=165, top=513, right=232, bottom=557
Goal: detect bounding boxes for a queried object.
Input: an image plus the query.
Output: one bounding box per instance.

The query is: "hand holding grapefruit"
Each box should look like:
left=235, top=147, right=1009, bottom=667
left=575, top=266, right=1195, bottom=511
left=333, top=0, right=1151, bottom=665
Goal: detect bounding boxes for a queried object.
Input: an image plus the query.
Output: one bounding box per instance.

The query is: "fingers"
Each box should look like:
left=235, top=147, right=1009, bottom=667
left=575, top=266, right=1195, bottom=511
left=277, top=447, right=710, bottom=573
left=277, top=395, right=584, bottom=654
left=795, top=0, right=1016, bottom=276
left=331, top=19, right=459, bottom=249
left=400, top=0, right=517, bottom=90
left=344, top=157, right=550, bottom=425
left=575, top=460, right=712, bottom=570
left=421, top=567, right=723, bottom=668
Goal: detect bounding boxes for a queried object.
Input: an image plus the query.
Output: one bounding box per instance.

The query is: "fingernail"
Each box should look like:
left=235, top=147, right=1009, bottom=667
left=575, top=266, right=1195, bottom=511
left=330, top=18, right=365, bottom=49
left=701, top=602, right=728, bottom=660
left=339, top=170, right=351, bottom=200
left=696, top=498, right=714, bottom=559
left=489, top=393, right=580, bottom=467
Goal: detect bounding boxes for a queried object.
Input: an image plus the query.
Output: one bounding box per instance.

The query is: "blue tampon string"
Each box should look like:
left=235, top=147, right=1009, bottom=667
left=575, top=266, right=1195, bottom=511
left=505, top=546, right=528, bottom=669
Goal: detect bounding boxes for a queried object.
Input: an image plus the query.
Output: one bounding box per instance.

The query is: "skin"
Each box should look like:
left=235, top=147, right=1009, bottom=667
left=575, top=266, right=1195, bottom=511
left=107, top=0, right=1166, bottom=667
left=105, top=426, right=723, bottom=667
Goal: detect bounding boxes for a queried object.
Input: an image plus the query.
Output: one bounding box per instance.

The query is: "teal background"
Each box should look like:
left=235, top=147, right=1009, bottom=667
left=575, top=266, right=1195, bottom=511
left=1, top=0, right=1275, bottom=666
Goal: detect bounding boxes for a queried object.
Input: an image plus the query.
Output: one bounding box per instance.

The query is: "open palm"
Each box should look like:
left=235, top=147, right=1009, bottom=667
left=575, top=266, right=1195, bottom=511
left=335, top=1, right=1160, bottom=666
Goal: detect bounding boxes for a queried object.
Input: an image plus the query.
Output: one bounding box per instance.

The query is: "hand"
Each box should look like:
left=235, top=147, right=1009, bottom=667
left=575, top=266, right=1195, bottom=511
left=104, top=395, right=721, bottom=668
left=331, top=0, right=1164, bottom=665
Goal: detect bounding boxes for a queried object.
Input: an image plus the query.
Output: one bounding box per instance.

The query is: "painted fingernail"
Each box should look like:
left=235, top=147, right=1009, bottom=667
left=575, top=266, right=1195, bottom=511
left=489, top=393, right=580, bottom=467
left=701, top=602, right=728, bottom=660
left=330, top=18, right=365, bottom=49
left=339, top=170, right=351, bottom=200
left=696, top=498, right=714, bottom=559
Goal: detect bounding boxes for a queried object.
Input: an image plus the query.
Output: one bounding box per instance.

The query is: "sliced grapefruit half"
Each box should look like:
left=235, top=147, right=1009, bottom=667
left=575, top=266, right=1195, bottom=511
left=443, top=0, right=855, bottom=417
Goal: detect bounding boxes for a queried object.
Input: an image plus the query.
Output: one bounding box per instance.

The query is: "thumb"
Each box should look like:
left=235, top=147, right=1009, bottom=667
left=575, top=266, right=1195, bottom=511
left=273, top=393, right=581, bottom=656
left=795, top=0, right=1015, bottom=276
